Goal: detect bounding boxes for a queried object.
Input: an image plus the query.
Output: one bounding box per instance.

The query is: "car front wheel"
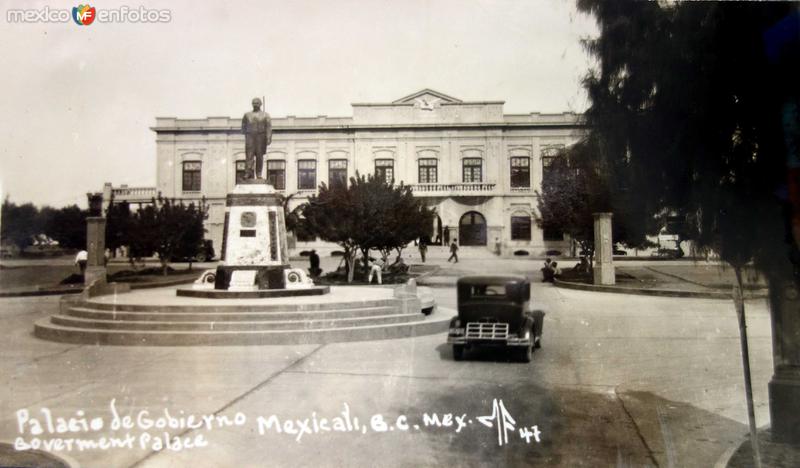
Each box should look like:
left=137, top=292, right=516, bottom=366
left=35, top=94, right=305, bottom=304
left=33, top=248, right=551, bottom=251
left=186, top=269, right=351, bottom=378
left=453, top=345, right=465, bottom=361
left=519, top=343, right=532, bottom=363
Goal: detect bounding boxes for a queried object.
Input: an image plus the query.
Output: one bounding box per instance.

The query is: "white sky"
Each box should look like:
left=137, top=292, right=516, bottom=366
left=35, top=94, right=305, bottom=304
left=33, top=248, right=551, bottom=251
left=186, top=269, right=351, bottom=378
left=0, top=0, right=598, bottom=208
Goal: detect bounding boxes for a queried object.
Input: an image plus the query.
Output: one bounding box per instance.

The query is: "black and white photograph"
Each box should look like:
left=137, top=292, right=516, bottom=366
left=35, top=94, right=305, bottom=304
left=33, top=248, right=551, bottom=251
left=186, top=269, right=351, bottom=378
left=1, top=1, right=799, bottom=466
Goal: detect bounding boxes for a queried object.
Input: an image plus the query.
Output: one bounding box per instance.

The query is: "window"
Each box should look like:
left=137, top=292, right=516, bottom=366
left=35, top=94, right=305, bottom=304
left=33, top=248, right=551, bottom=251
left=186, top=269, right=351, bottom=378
left=541, top=145, right=565, bottom=183
left=375, top=159, right=394, bottom=184
left=511, top=215, right=532, bottom=240
left=418, top=159, right=438, bottom=183
left=182, top=161, right=201, bottom=191
left=235, top=161, right=247, bottom=184
left=510, top=157, right=530, bottom=188
left=297, top=160, right=316, bottom=190
left=267, top=160, right=285, bottom=190
left=328, top=159, right=348, bottom=188
left=462, top=158, right=483, bottom=183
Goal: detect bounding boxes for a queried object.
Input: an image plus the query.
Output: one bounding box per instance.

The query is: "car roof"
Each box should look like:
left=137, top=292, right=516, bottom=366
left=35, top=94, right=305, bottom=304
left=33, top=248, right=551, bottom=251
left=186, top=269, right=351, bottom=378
left=457, top=275, right=528, bottom=286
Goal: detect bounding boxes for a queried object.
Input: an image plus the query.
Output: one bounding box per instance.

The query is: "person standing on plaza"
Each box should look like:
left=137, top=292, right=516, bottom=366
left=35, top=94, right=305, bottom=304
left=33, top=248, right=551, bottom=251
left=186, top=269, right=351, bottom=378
left=368, top=256, right=384, bottom=284
left=418, top=238, right=427, bottom=263
left=448, top=240, right=459, bottom=263
left=309, top=249, right=321, bottom=277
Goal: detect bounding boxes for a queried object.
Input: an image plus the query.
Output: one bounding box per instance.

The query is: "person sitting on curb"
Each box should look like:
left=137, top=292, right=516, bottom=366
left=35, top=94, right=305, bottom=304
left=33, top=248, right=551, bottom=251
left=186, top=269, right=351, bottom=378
left=541, top=258, right=555, bottom=282
left=75, top=249, right=88, bottom=276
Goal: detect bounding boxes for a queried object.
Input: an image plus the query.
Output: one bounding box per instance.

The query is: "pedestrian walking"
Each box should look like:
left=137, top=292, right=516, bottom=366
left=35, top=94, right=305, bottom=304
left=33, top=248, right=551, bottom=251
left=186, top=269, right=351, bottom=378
left=447, top=241, right=459, bottom=263
left=418, top=238, right=427, bottom=263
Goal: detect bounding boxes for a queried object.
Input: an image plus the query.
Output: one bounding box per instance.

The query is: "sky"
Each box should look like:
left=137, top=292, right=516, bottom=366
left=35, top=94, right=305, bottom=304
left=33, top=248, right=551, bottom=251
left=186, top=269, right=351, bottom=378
left=0, top=0, right=598, bottom=208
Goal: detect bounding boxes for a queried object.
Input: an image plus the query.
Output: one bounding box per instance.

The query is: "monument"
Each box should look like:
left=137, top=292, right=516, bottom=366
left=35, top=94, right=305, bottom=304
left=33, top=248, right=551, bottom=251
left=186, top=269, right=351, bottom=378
left=188, top=98, right=321, bottom=297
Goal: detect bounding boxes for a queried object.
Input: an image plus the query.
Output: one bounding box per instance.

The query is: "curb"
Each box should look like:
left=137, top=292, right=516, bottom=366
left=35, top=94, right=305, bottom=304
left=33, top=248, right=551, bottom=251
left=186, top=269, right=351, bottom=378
left=712, top=424, right=772, bottom=468
left=553, top=279, right=767, bottom=300
left=0, top=276, right=197, bottom=298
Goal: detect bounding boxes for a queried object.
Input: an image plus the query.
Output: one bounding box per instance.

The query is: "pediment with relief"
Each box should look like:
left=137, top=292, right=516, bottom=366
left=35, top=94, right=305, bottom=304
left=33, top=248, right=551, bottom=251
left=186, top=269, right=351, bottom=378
left=393, top=89, right=462, bottom=110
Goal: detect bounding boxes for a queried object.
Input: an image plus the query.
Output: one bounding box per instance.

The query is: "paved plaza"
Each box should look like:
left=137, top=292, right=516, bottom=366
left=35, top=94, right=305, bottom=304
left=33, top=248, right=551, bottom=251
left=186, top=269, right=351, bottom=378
left=0, top=257, right=774, bottom=467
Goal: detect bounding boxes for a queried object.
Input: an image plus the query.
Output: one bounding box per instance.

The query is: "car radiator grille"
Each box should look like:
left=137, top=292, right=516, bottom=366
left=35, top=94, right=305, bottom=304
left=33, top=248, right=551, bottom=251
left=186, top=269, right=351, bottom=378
left=466, top=322, right=509, bottom=340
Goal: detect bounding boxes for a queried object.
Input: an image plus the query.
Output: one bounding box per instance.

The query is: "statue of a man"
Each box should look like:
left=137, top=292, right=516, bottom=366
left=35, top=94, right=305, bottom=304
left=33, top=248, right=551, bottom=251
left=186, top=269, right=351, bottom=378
left=242, top=97, right=272, bottom=179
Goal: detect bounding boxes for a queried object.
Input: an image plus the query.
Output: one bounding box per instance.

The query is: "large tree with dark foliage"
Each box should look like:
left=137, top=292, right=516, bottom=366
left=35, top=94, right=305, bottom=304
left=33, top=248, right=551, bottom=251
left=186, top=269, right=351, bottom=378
left=301, top=173, right=435, bottom=283
left=105, top=199, right=132, bottom=256
left=577, top=0, right=799, bottom=455
left=124, top=198, right=207, bottom=274
left=1, top=199, right=87, bottom=250
left=536, top=142, right=607, bottom=260
left=1, top=199, right=42, bottom=249
left=44, top=205, right=87, bottom=249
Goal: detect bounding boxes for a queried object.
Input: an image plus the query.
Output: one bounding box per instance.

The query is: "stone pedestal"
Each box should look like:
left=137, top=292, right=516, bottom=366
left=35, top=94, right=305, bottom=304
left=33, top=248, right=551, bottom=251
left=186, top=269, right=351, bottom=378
left=215, top=180, right=290, bottom=290
left=85, top=217, right=106, bottom=286
left=593, top=212, right=615, bottom=285
left=767, top=279, right=800, bottom=443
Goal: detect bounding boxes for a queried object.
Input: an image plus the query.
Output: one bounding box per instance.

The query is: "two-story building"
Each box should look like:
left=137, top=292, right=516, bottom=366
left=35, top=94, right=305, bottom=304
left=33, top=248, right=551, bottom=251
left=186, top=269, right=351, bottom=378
left=104, top=89, right=584, bottom=256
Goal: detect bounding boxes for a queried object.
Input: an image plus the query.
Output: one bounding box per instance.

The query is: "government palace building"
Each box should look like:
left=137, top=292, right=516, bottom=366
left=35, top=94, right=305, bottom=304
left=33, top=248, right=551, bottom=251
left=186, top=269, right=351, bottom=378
left=103, top=89, right=584, bottom=256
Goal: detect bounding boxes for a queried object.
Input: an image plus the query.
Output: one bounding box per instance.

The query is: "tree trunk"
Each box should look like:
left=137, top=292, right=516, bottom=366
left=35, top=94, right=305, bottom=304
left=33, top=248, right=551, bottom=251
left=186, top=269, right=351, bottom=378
left=732, top=265, right=762, bottom=468
left=161, top=258, right=169, bottom=276
left=346, top=249, right=356, bottom=283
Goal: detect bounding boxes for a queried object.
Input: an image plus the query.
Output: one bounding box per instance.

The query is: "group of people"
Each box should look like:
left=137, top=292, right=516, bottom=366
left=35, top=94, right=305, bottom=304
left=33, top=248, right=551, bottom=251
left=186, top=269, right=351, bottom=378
left=541, top=258, right=562, bottom=283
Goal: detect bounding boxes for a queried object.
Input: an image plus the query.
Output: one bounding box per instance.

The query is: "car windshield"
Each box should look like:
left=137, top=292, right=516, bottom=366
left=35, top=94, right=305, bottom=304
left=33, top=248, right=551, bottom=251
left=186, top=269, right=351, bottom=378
left=468, top=284, right=507, bottom=299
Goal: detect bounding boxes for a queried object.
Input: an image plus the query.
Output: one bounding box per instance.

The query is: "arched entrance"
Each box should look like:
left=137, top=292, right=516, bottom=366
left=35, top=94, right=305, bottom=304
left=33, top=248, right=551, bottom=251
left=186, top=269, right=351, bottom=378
left=459, top=211, right=487, bottom=246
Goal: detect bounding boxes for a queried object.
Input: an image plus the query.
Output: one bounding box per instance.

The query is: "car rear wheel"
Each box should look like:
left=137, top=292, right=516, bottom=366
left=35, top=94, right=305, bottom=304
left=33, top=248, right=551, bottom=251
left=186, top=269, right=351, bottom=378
left=453, top=345, right=465, bottom=361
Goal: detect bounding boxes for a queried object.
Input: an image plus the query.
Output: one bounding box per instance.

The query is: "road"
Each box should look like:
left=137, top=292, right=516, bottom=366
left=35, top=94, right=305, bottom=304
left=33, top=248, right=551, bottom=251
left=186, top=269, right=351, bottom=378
left=0, top=257, right=773, bottom=467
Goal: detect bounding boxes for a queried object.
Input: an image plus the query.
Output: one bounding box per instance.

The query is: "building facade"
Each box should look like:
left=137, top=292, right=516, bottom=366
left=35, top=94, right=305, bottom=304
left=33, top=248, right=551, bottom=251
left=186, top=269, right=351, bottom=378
left=107, top=89, right=584, bottom=256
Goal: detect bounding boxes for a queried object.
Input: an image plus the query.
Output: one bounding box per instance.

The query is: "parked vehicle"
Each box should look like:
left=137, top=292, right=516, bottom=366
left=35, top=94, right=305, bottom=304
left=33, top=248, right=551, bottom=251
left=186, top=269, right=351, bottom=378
left=447, top=275, right=544, bottom=362
left=170, top=240, right=216, bottom=262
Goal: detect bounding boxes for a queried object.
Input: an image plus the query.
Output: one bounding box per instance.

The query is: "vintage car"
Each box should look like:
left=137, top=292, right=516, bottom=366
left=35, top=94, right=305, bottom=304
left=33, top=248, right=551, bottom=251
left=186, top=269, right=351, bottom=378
left=447, top=275, right=544, bottom=362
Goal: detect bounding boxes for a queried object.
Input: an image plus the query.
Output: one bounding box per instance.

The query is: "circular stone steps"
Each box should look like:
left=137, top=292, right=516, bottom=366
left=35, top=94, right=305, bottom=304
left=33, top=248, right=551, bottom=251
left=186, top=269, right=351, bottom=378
left=34, top=285, right=452, bottom=346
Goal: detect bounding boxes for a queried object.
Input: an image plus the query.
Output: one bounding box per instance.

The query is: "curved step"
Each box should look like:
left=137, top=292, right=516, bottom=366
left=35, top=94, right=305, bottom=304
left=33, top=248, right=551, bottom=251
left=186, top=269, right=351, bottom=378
left=34, top=309, right=453, bottom=346
left=50, top=312, right=421, bottom=331
left=71, top=297, right=399, bottom=313
left=64, top=305, right=400, bottom=322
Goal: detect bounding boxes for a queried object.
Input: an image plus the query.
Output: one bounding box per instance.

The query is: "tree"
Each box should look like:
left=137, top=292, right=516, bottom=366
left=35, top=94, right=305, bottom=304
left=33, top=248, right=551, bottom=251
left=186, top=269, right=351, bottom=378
left=535, top=142, right=609, bottom=264
left=576, top=0, right=799, bottom=458
left=123, top=198, right=207, bottom=274
left=105, top=199, right=132, bottom=256
left=301, top=172, right=435, bottom=283
left=1, top=198, right=41, bottom=249
left=44, top=205, right=88, bottom=249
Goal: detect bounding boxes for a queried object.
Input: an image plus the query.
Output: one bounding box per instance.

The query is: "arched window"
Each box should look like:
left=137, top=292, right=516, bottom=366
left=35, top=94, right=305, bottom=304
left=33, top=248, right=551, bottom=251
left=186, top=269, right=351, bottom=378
left=235, top=160, right=247, bottom=184
left=329, top=159, right=348, bottom=188
left=418, top=158, right=438, bottom=183
left=375, top=159, right=394, bottom=184
left=510, top=157, right=530, bottom=188
left=510, top=212, right=532, bottom=240
left=267, top=160, right=286, bottom=190
left=297, top=160, right=316, bottom=189
left=182, top=161, right=201, bottom=191
left=462, top=158, right=483, bottom=183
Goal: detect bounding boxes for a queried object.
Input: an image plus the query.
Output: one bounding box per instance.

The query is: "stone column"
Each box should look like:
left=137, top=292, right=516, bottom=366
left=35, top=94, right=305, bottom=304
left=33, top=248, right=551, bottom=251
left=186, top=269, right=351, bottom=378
left=767, top=276, right=800, bottom=443
left=593, top=212, right=615, bottom=285
left=84, top=217, right=107, bottom=286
